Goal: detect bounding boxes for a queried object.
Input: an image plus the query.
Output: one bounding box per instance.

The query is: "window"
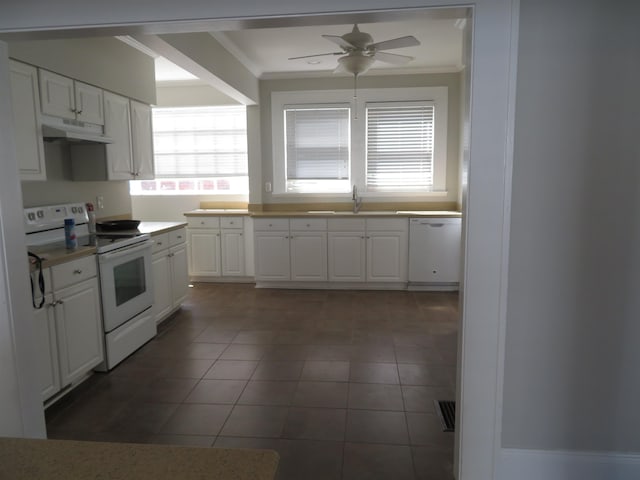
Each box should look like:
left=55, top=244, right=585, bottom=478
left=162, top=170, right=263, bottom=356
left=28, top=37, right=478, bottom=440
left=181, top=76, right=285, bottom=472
left=272, top=88, right=447, bottom=197
left=366, top=102, right=435, bottom=191
left=284, top=105, right=351, bottom=193
left=130, top=105, right=248, bottom=195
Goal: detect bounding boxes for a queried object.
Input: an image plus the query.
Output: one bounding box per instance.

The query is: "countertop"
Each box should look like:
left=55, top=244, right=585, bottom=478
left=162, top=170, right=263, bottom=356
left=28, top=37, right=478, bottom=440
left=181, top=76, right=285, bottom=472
left=184, top=209, right=461, bottom=218
left=0, top=437, right=279, bottom=480
left=27, top=222, right=187, bottom=269
left=137, top=221, right=187, bottom=235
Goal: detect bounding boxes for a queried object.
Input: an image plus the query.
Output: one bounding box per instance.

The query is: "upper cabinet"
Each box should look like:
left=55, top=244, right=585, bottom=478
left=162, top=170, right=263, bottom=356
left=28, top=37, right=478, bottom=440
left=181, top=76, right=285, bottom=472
left=99, top=94, right=154, bottom=180
left=39, top=69, right=104, bottom=125
left=129, top=100, right=154, bottom=180
left=67, top=90, right=155, bottom=181
left=9, top=60, right=46, bottom=181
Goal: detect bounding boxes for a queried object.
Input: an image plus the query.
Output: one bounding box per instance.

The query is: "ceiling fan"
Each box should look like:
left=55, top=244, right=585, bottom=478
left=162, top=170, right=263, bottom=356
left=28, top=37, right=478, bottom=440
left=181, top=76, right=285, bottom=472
left=288, top=24, right=421, bottom=76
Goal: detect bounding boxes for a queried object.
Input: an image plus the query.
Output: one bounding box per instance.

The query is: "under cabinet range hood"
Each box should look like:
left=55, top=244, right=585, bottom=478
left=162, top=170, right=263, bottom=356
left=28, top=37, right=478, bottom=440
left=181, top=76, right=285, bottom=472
left=41, top=119, right=113, bottom=144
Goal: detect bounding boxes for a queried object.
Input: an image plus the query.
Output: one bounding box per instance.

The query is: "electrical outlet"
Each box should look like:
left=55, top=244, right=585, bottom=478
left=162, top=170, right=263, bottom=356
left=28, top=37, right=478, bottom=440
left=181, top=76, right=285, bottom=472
left=265, top=182, right=272, bottom=193
left=96, top=195, right=104, bottom=210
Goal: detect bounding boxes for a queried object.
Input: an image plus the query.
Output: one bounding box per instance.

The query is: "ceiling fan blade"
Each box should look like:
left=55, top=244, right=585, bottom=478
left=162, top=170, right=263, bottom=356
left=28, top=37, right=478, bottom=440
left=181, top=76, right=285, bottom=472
left=372, top=51, right=414, bottom=65
left=288, top=52, right=343, bottom=60
left=322, top=34, right=356, bottom=50
left=368, top=35, right=420, bottom=52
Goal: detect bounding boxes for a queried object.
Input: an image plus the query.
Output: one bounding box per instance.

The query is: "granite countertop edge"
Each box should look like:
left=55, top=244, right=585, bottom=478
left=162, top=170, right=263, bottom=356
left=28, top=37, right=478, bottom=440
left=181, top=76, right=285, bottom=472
left=184, top=209, right=461, bottom=218
left=0, top=437, right=279, bottom=480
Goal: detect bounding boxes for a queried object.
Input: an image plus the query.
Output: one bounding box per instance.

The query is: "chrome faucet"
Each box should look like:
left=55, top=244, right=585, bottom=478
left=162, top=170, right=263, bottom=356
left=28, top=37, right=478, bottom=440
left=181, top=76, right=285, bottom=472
left=352, top=185, right=362, bottom=213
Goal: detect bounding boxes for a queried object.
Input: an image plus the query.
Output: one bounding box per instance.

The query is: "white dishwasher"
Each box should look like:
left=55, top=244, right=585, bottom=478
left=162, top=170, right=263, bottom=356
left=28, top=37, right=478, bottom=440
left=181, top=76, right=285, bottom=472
left=409, top=217, right=462, bottom=287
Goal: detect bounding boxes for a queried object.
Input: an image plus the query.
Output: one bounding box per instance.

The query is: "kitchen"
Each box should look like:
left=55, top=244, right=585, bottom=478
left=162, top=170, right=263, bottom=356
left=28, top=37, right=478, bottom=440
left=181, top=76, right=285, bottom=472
left=0, top=0, right=536, bottom=476
left=8, top=14, right=465, bottom=479
left=4, top=1, right=637, bottom=480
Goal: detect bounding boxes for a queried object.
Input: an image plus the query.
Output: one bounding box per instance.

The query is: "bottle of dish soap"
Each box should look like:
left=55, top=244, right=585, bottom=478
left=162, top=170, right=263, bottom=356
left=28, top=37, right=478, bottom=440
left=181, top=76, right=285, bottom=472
left=64, top=218, right=77, bottom=249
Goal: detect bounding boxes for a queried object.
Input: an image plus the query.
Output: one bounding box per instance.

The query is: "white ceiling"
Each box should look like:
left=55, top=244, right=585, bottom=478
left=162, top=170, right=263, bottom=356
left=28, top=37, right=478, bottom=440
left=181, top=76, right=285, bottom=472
left=153, top=16, right=465, bottom=83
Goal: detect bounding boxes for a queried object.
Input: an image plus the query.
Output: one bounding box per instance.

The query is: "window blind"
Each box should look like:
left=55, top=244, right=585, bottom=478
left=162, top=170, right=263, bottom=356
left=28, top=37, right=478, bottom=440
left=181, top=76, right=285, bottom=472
left=152, top=106, right=248, bottom=178
left=285, top=107, right=350, bottom=181
left=366, top=103, right=435, bottom=191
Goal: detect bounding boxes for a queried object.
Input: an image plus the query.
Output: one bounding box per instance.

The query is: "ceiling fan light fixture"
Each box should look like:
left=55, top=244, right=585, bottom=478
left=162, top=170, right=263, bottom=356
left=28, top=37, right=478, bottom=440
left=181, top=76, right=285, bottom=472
left=338, top=53, right=375, bottom=76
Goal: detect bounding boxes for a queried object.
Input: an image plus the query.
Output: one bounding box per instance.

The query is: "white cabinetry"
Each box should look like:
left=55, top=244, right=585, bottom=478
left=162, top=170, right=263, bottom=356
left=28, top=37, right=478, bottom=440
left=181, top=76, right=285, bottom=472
left=30, top=268, right=60, bottom=401
left=254, top=218, right=329, bottom=282
left=39, top=69, right=104, bottom=125
left=31, top=255, right=104, bottom=403
left=188, top=216, right=248, bottom=281
left=151, top=228, right=188, bottom=324
left=409, top=217, right=462, bottom=286
left=366, top=218, right=409, bottom=283
left=129, top=100, right=154, bottom=180
left=327, top=219, right=366, bottom=282
left=221, top=217, right=245, bottom=276
left=73, top=93, right=155, bottom=181
left=103, top=91, right=133, bottom=180
left=289, top=219, right=327, bottom=282
left=327, top=218, right=408, bottom=284
left=9, top=60, right=46, bottom=181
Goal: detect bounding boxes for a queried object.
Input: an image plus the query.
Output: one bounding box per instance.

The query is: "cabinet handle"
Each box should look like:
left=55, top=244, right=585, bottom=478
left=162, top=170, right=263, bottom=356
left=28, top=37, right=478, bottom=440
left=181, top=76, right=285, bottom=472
left=429, top=223, right=445, bottom=228
left=201, top=221, right=205, bottom=225
left=360, top=236, right=365, bottom=239
left=77, top=109, right=83, bottom=114
left=157, top=241, right=163, bottom=246
left=70, top=108, right=76, bottom=113
left=177, top=236, right=182, bottom=239
left=216, top=233, right=220, bottom=237
left=73, top=269, right=82, bottom=274
left=366, top=236, right=371, bottom=239
left=229, top=221, right=234, bottom=225
left=239, top=233, right=243, bottom=237
left=48, top=301, right=57, bottom=308
left=57, top=300, right=64, bottom=305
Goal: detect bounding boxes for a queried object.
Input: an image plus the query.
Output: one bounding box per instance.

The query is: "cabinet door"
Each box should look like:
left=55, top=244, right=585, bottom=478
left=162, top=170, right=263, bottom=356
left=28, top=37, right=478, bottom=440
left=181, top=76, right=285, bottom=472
left=39, top=70, right=75, bottom=120
left=254, top=232, right=290, bottom=281
left=74, top=81, right=104, bottom=125
left=9, top=61, right=46, bottom=181
left=54, top=278, right=104, bottom=386
left=367, top=231, right=408, bottom=282
left=187, top=229, right=221, bottom=277
left=130, top=100, right=154, bottom=180
left=221, top=229, right=245, bottom=276
left=327, top=232, right=365, bottom=282
left=152, top=251, right=173, bottom=324
left=291, top=232, right=327, bottom=281
left=32, top=295, right=61, bottom=401
left=170, top=244, right=189, bottom=307
left=103, top=91, right=134, bottom=180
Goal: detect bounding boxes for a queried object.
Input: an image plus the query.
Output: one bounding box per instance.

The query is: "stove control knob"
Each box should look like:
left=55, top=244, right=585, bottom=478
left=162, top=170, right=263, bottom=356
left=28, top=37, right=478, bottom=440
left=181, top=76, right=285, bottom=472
left=37, top=210, right=44, bottom=218
left=71, top=207, right=77, bottom=213
left=28, top=212, right=36, bottom=221
left=78, top=206, right=84, bottom=213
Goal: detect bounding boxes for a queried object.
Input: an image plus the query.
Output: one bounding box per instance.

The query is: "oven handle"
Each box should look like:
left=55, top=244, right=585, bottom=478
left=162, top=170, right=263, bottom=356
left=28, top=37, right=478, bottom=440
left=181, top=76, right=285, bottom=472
left=98, top=241, right=152, bottom=263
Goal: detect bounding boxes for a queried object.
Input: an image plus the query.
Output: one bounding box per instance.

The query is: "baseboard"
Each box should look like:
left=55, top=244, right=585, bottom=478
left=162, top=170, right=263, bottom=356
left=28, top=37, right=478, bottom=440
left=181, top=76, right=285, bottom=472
left=498, top=448, right=640, bottom=480
left=254, top=281, right=407, bottom=291
left=189, top=276, right=255, bottom=283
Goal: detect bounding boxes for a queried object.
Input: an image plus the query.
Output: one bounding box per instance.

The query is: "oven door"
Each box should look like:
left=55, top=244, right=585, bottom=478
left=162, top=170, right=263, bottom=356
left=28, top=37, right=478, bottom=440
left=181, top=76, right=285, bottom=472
left=98, top=240, right=153, bottom=332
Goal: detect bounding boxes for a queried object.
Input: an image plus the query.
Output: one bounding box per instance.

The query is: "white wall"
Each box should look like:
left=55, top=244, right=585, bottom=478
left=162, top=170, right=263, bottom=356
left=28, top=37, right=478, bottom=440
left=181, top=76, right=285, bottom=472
left=156, top=84, right=237, bottom=106
left=503, top=0, right=640, bottom=456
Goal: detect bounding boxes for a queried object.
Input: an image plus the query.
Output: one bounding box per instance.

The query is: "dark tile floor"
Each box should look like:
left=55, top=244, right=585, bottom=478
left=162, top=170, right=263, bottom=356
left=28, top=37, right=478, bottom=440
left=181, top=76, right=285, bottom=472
left=46, top=283, right=459, bottom=480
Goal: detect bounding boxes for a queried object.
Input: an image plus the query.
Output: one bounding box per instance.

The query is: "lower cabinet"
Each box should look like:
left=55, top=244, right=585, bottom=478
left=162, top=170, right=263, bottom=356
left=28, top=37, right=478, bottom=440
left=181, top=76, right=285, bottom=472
left=54, top=277, right=104, bottom=386
left=152, top=228, right=188, bottom=324
left=254, top=218, right=328, bottom=282
left=31, top=257, right=104, bottom=403
left=327, top=218, right=408, bottom=284
left=187, top=216, right=248, bottom=281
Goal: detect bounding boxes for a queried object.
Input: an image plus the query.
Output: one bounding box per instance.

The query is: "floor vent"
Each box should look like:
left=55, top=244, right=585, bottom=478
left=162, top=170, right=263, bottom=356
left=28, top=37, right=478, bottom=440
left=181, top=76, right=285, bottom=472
left=435, top=400, right=456, bottom=432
